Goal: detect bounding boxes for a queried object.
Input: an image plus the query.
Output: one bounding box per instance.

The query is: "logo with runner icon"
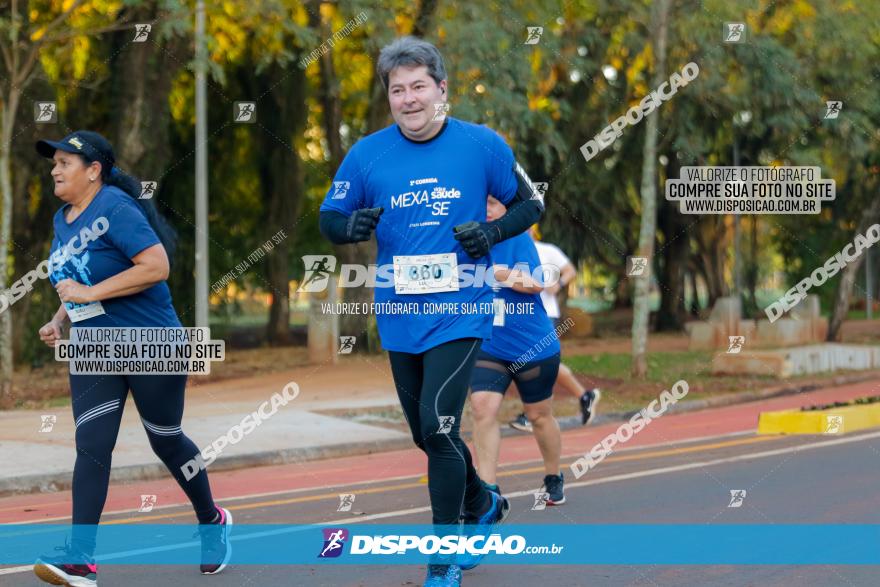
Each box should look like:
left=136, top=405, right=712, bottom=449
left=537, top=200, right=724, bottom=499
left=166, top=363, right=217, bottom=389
left=627, top=256, right=648, bottom=277
left=824, top=414, right=843, bottom=434
left=39, top=415, right=56, bottom=433
left=133, top=24, right=151, bottom=42
left=318, top=528, right=349, bottom=558
left=34, top=102, right=57, bottom=123
left=824, top=101, right=843, bottom=120
left=139, top=181, right=157, bottom=200
left=338, top=336, right=356, bottom=354
left=234, top=102, right=256, bottom=123
left=337, top=494, right=355, bottom=512
left=524, top=26, right=543, bottom=45
left=727, top=336, right=745, bottom=354
left=299, top=255, right=337, bottom=292
left=139, top=494, right=157, bottom=512
left=727, top=489, right=747, bottom=508
left=431, top=102, right=450, bottom=122
left=531, top=492, right=550, bottom=511
left=437, top=416, right=455, bottom=434
left=723, top=23, right=746, bottom=43
left=332, top=181, right=350, bottom=199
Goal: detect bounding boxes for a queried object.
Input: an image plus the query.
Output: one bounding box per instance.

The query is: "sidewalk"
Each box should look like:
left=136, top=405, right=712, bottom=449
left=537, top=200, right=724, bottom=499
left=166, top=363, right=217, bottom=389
left=1, top=351, right=878, bottom=496
left=0, top=355, right=409, bottom=495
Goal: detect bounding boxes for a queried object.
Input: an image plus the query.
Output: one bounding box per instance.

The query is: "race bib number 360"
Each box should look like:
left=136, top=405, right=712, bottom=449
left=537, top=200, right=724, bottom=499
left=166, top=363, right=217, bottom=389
left=393, top=253, right=459, bottom=295
left=65, top=301, right=106, bottom=323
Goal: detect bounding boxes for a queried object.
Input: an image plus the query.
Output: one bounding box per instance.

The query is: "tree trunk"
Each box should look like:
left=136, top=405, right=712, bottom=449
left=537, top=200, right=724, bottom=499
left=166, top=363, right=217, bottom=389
left=306, top=4, right=374, bottom=347
left=655, top=156, right=688, bottom=331
left=0, top=2, right=131, bottom=389
left=693, top=221, right=727, bottom=308
left=632, top=0, right=671, bottom=379
left=744, top=215, right=759, bottom=314
left=11, top=74, right=59, bottom=365
left=0, top=68, right=25, bottom=395
left=613, top=274, right=633, bottom=308
left=828, top=197, right=880, bottom=341
left=259, top=60, right=307, bottom=345
left=107, top=2, right=186, bottom=179
left=687, top=270, right=701, bottom=316
left=0, top=100, right=17, bottom=396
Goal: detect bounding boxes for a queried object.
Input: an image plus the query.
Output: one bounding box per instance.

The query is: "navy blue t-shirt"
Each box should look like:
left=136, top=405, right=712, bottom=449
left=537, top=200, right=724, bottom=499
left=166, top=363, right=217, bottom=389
left=481, top=232, right=560, bottom=362
left=320, top=118, right=519, bottom=353
left=48, top=185, right=180, bottom=328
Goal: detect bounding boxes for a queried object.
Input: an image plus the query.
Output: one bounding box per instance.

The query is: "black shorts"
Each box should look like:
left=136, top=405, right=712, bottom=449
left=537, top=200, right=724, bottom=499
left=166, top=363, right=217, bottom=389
left=470, top=349, right=560, bottom=404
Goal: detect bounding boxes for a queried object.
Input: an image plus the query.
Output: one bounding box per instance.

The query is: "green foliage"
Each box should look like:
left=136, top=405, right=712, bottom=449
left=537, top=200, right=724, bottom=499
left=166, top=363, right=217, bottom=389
left=6, top=0, right=880, bottom=362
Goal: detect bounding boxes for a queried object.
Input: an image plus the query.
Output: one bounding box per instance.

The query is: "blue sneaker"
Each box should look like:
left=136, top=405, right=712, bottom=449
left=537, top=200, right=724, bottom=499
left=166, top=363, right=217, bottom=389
left=196, top=506, right=233, bottom=574
left=34, top=543, right=97, bottom=587
left=458, top=490, right=510, bottom=570
left=423, top=563, right=462, bottom=586
left=542, top=473, right=566, bottom=505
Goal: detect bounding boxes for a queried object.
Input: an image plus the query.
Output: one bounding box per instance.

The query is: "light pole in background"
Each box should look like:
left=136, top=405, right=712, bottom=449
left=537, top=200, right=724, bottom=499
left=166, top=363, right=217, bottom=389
left=194, top=0, right=209, bottom=328
left=732, top=110, right=752, bottom=299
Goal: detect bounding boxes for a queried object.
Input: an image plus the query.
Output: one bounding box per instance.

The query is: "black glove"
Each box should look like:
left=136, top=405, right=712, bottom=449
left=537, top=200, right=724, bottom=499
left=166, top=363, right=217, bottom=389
left=345, top=207, right=384, bottom=242
left=453, top=221, right=501, bottom=258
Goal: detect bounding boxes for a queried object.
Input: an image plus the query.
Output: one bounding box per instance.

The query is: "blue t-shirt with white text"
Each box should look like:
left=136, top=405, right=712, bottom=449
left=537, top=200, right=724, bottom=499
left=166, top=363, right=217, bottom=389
left=49, top=185, right=180, bottom=328
left=320, top=118, right=519, bottom=353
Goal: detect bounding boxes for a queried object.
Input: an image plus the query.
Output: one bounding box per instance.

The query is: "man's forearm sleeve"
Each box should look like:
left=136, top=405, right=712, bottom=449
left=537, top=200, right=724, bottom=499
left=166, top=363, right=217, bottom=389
left=488, top=198, right=543, bottom=242
left=488, top=160, right=546, bottom=242
left=319, top=210, right=352, bottom=244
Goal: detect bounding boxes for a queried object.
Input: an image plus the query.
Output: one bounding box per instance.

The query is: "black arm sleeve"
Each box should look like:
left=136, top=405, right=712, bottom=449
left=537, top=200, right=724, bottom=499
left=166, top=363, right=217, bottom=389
left=319, top=210, right=352, bottom=245
left=487, top=160, right=545, bottom=242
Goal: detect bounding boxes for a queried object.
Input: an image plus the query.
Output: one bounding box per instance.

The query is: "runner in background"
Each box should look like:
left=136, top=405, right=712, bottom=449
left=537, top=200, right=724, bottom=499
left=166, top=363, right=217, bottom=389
left=469, top=196, right=566, bottom=505
left=509, top=225, right=601, bottom=433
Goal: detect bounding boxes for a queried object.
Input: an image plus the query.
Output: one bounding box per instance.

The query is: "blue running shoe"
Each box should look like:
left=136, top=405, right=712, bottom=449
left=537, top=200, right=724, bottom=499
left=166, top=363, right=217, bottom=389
left=195, top=506, right=233, bottom=574
left=423, top=563, right=462, bottom=586
left=34, top=543, right=97, bottom=587
left=458, top=490, right=510, bottom=570
left=542, top=473, right=566, bottom=505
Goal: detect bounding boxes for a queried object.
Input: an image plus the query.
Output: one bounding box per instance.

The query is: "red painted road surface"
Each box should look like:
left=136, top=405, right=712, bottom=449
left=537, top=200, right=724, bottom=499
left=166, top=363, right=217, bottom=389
left=1, top=378, right=876, bottom=524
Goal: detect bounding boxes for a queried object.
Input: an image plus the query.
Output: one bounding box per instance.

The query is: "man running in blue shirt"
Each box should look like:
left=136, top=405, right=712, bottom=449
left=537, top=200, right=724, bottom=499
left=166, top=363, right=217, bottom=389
left=319, top=36, right=544, bottom=587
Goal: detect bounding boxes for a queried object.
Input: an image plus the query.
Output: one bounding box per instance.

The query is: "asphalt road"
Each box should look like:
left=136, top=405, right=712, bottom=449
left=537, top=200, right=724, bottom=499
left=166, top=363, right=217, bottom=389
left=3, top=425, right=879, bottom=586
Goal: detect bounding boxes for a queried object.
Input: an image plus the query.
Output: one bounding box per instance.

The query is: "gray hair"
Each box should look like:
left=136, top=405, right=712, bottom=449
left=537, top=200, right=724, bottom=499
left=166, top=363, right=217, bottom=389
left=377, top=36, right=447, bottom=91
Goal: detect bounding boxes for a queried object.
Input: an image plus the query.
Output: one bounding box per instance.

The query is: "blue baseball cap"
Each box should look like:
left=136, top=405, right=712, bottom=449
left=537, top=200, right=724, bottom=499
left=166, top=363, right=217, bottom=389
left=36, top=130, right=115, bottom=171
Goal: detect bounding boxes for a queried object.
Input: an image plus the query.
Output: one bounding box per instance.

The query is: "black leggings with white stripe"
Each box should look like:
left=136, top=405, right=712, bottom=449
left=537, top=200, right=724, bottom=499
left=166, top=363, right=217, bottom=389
left=388, top=338, right=490, bottom=526
left=69, top=373, right=216, bottom=555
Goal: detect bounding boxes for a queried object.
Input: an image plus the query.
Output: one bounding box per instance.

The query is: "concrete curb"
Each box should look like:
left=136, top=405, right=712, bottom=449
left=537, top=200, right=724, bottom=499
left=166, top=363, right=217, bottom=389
left=551, top=370, right=880, bottom=432
left=0, top=436, right=415, bottom=498
left=3, top=370, right=879, bottom=497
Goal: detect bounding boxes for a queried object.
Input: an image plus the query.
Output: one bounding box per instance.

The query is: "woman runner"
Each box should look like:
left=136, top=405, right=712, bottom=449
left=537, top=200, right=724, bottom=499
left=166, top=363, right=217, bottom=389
left=32, top=131, right=230, bottom=586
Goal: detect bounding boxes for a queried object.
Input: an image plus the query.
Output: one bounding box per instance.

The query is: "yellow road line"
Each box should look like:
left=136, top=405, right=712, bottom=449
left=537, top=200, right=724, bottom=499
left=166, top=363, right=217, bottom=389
left=496, top=435, right=775, bottom=479
left=104, top=434, right=775, bottom=524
